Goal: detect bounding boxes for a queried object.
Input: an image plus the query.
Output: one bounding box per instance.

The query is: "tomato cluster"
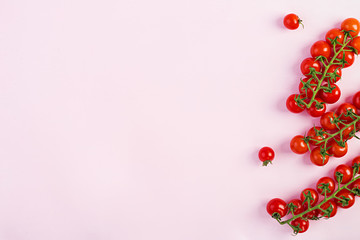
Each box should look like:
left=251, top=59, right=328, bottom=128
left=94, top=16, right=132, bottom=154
left=267, top=158, right=360, bottom=234
left=286, top=18, right=360, bottom=118
left=289, top=91, right=360, bottom=166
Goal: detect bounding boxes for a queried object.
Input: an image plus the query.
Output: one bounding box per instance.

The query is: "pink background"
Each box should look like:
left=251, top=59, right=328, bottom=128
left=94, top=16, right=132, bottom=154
left=1, top=0, right=360, bottom=239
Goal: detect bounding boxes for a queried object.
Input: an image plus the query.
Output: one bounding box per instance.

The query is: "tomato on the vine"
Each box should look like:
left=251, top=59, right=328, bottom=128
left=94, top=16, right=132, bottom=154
left=283, top=13, right=302, bottom=30
left=303, top=208, right=320, bottom=219
left=335, top=189, right=355, bottom=208
left=258, top=147, right=275, bottom=166
left=326, top=65, right=342, bottom=83
left=300, top=188, right=319, bottom=207
left=286, top=94, right=305, bottom=113
left=299, top=78, right=317, bottom=98
left=350, top=36, right=360, bottom=53
left=341, top=18, right=360, bottom=37
left=334, top=164, right=353, bottom=184
left=336, top=49, right=355, bottom=68
left=350, top=179, right=360, bottom=196
left=266, top=198, right=288, bottom=218
left=316, top=177, right=336, bottom=196
left=326, top=28, right=345, bottom=45
left=352, top=156, right=360, bottom=174
left=290, top=218, right=309, bottom=233
left=320, top=112, right=339, bottom=131
left=311, top=40, right=331, bottom=59
left=307, top=98, right=326, bottom=117
left=328, top=140, right=348, bottom=158
left=290, top=135, right=308, bottom=154
left=300, top=58, right=321, bottom=76
left=310, top=147, right=329, bottom=166
left=307, top=126, right=328, bottom=145
left=352, top=91, right=360, bottom=109
left=336, top=103, right=358, bottom=122
left=320, top=200, right=337, bottom=218
left=287, top=199, right=304, bottom=215
left=336, top=123, right=355, bottom=141
left=319, top=83, right=341, bottom=104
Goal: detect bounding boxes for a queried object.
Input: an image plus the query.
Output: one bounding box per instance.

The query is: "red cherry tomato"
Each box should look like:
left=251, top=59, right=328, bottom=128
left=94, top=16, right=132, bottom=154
left=326, top=65, right=342, bottom=83
left=334, top=164, right=353, bottom=184
left=336, top=103, right=358, bottom=122
left=326, top=28, right=345, bottom=45
left=352, top=91, right=360, bottom=109
left=303, top=208, right=320, bottom=220
left=336, top=123, right=355, bottom=141
left=300, top=188, right=319, bottom=207
left=290, top=135, right=308, bottom=154
left=266, top=198, right=288, bottom=218
left=286, top=94, right=305, bottom=113
left=352, top=156, right=360, bottom=174
left=307, top=98, right=326, bottom=117
left=341, top=18, right=360, bottom=37
left=299, top=78, right=317, bottom=99
left=287, top=199, right=304, bottom=215
left=319, top=83, right=341, bottom=104
left=320, top=112, right=339, bottom=131
left=258, top=146, right=275, bottom=166
left=328, top=140, right=348, bottom=158
left=307, top=126, right=328, bottom=146
left=336, top=49, right=355, bottom=68
left=350, top=178, right=360, bottom=195
left=310, top=147, right=329, bottom=166
left=290, top=218, right=309, bottom=233
left=311, top=40, right=331, bottom=59
left=350, top=36, right=360, bottom=53
left=283, top=13, right=302, bottom=30
left=300, top=58, right=321, bottom=76
left=320, top=200, right=337, bottom=218
left=316, top=177, right=335, bottom=196
left=335, top=189, right=355, bottom=208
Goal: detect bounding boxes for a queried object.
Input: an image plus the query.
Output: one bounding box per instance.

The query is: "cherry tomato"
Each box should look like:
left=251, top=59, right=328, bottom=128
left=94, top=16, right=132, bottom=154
left=352, top=156, right=360, bottom=174
left=336, top=123, right=355, bottom=141
left=352, top=91, right=360, bottom=109
left=316, top=177, right=335, bottom=196
left=310, top=147, right=329, bottom=166
left=335, top=189, right=355, bottom=208
left=334, top=164, right=353, bottom=184
left=350, top=178, right=360, bottom=195
left=350, top=36, right=360, bottom=53
left=307, top=98, right=326, bottom=117
left=326, top=65, right=342, bottom=83
left=307, top=126, right=328, bottom=146
left=303, top=208, right=320, bottom=219
left=320, top=112, right=339, bottom=130
left=326, top=28, right=345, bottom=45
left=258, top=146, right=275, bottom=166
left=320, top=200, right=337, bottom=218
left=336, top=49, right=355, bottom=68
left=286, top=94, right=305, bottom=113
left=311, top=40, right=331, bottom=59
left=299, top=78, right=317, bottom=99
left=290, top=135, right=308, bottom=154
left=328, top=140, right=348, bottom=158
left=341, top=18, right=360, bottom=37
left=290, top=218, right=309, bottom=233
left=319, top=83, right=341, bottom=104
left=300, top=58, right=321, bottom=76
left=287, top=199, right=304, bottom=215
left=336, top=103, right=358, bottom=122
left=266, top=198, right=288, bottom=218
left=300, top=188, right=319, bottom=207
left=283, top=13, right=302, bottom=30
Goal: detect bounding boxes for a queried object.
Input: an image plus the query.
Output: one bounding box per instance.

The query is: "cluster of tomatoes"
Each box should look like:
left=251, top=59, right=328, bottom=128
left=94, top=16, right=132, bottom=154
left=286, top=18, right=360, bottom=118
left=290, top=91, right=360, bottom=166
left=267, top=158, right=360, bottom=233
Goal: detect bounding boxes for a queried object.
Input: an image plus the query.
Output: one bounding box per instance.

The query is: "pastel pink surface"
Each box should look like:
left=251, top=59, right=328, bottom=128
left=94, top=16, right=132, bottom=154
left=1, top=0, right=360, bottom=239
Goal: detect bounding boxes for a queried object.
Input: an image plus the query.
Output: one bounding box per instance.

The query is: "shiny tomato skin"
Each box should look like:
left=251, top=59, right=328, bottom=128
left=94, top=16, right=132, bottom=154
left=326, top=28, right=345, bottom=45
left=320, top=200, right=337, bottom=218
left=326, top=65, right=342, bottom=83
left=336, top=103, right=358, bottom=122
left=341, top=18, right=360, bottom=37
left=266, top=198, right=288, bottom=218
left=320, top=112, right=338, bottom=131
left=352, top=91, right=360, bottom=109
left=310, top=147, right=329, bottom=166
left=300, top=188, right=319, bottom=207
left=307, top=99, right=326, bottom=117
left=300, top=58, right=321, bottom=76
left=335, top=189, right=355, bottom=208
left=290, top=218, right=309, bottom=233
left=328, top=140, right=348, bottom=158
left=316, top=177, right=336, bottom=196
left=287, top=199, right=304, bottom=215
left=352, top=156, right=360, bottom=174
left=334, top=164, right=353, bottom=184
left=336, top=49, right=355, bottom=68
left=290, top=135, right=308, bottom=154
left=311, top=40, right=331, bottom=59
left=350, top=36, right=360, bottom=52
left=307, top=126, right=328, bottom=146
left=283, top=13, right=301, bottom=30
left=299, top=78, right=317, bottom=99
left=286, top=94, right=305, bottom=113
left=319, top=83, right=341, bottom=104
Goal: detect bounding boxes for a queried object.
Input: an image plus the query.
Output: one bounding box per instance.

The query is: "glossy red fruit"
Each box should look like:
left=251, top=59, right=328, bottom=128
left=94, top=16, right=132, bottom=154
left=336, top=103, right=358, bottom=122
left=287, top=199, right=304, bottom=215
left=326, top=28, right=345, bottom=45
left=334, top=164, right=353, bottom=184
left=336, top=49, right=355, bottom=68
left=286, top=94, right=305, bottom=113
left=258, top=146, right=275, bottom=166
left=319, top=83, right=341, bottom=104
left=290, top=135, right=308, bottom=154
left=307, top=99, right=326, bottom=117
left=307, top=126, right=328, bottom=146
left=352, top=156, right=360, bottom=174
left=328, top=140, right=348, bottom=158
left=300, top=188, right=319, bottom=207
left=352, top=91, right=360, bottom=109
left=326, top=65, right=342, bottom=83
left=320, top=112, right=339, bottom=131
left=283, top=13, right=302, bottom=30
left=341, top=18, right=360, bottom=37
left=299, top=78, right=317, bottom=99
left=320, top=200, right=337, bottom=218
left=335, top=189, right=355, bottom=208
left=267, top=198, right=288, bottom=218
left=316, top=177, right=336, bottom=196
left=290, top=218, right=309, bottom=233
left=350, top=36, right=360, bottom=52
left=311, top=40, right=331, bottom=59
left=300, top=58, right=321, bottom=76
left=310, top=147, right=329, bottom=166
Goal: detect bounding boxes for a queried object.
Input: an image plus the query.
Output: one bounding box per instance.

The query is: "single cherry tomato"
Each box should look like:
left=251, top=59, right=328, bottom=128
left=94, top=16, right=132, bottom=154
left=300, top=188, right=319, bottom=207
left=299, top=78, right=318, bottom=99
left=336, top=49, right=355, bottom=68
left=319, top=200, right=337, bottom=218
left=303, top=208, right=320, bottom=220
left=290, top=135, right=308, bottom=154
left=336, top=103, right=358, bottom=122
left=326, top=65, right=342, bottom=83
left=350, top=36, right=360, bottom=53
left=319, top=83, right=341, bottom=104
left=352, top=91, right=360, bottom=109
left=352, top=156, right=360, bottom=174
left=334, top=164, right=353, bottom=184
left=300, top=58, right=321, bottom=76
left=335, top=189, right=355, bottom=208
left=310, top=147, right=329, bottom=166
left=258, top=146, right=275, bottom=166
left=287, top=199, right=304, bottom=215
left=350, top=179, right=360, bottom=196
left=283, top=13, right=302, bottom=30
left=316, top=177, right=335, bottom=196
left=307, top=126, right=328, bottom=146
left=311, top=40, right=331, bottom=59
left=290, top=218, right=309, bottom=233
left=320, top=112, right=339, bottom=131
left=266, top=198, right=288, bottom=218
left=335, top=123, right=355, bottom=141
left=341, top=18, right=360, bottom=37
left=286, top=94, right=305, bottom=113
left=328, top=140, right=348, bottom=158
left=307, top=98, right=326, bottom=117
left=326, top=28, right=345, bottom=45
